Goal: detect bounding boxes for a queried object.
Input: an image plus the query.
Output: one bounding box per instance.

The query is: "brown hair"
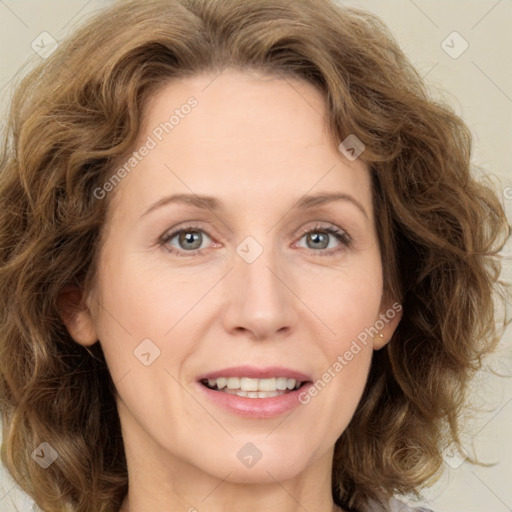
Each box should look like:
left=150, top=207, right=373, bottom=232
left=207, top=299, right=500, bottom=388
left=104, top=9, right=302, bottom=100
left=0, top=0, right=509, bottom=511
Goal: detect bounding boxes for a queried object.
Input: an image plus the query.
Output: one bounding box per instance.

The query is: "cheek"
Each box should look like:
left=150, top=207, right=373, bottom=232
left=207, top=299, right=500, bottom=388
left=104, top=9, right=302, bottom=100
left=296, top=263, right=383, bottom=348
left=93, top=252, right=203, bottom=336
left=90, top=252, right=213, bottom=383
left=301, top=276, right=379, bottom=439
left=295, top=261, right=381, bottom=408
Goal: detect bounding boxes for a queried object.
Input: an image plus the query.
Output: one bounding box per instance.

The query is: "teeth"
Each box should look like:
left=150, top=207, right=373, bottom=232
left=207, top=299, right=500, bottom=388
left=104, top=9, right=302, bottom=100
left=258, top=391, right=279, bottom=398
left=205, top=377, right=303, bottom=392
left=222, top=388, right=284, bottom=398
left=240, top=378, right=256, bottom=391
left=227, top=377, right=240, bottom=389
left=276, top=377, right=288, bottom=390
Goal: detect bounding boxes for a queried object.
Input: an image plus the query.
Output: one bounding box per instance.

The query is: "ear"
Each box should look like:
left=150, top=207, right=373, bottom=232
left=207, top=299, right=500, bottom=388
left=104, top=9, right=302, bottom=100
left=57, top=285, right=98, bottom=346
left=372, top=297, right=403, bottom=351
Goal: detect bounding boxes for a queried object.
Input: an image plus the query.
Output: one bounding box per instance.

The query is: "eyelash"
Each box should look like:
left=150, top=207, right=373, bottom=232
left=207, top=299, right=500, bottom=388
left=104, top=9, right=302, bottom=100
left=159, top=222, right=352, bottom=257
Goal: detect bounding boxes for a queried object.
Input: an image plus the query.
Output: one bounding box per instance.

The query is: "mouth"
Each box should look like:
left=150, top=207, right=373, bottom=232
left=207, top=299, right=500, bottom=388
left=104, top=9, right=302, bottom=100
left=199, top=377, right=310, bottom=399
left=196, top=367, right=315, bottom=417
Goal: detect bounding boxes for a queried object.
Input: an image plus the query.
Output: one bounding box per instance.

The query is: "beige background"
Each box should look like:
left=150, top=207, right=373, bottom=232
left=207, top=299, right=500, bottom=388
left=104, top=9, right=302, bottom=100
left=0, top=1, right=511, bottom=511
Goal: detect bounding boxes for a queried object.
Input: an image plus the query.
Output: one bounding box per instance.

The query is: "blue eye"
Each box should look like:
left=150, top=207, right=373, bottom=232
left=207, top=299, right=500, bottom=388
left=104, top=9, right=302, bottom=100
left=160, top=225, right=212, bottom=256
left=160, top=223, right=351, bottom=257
left=294, top=224, right=352, bottom=256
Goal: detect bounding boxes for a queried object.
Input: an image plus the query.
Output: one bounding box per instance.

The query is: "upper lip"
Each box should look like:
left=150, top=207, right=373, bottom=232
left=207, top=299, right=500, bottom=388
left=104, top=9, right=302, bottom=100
left=197, top=366, right=313, bottom=382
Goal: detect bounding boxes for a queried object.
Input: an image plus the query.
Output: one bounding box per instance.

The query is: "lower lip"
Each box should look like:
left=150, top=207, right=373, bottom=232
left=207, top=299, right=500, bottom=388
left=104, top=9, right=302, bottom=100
left=196, top=382, right=313, bottom=418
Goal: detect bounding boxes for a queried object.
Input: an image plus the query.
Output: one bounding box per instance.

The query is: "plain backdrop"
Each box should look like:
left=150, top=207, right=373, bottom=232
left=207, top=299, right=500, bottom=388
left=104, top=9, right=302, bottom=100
left=0, top=1, right=511, bottom=511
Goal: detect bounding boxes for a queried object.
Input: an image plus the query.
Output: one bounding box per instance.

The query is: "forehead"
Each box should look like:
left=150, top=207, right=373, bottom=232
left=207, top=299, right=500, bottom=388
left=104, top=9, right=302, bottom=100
left=106, top=69, right=372, bottom=222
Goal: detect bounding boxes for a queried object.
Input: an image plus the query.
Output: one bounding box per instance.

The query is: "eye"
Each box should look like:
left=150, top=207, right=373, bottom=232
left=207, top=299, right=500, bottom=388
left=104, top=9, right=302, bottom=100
left=160, top=224, right=214, bottom=256
left=159, top=222, right=352, bottom=257
left=294, top=223, right=352, bottom=256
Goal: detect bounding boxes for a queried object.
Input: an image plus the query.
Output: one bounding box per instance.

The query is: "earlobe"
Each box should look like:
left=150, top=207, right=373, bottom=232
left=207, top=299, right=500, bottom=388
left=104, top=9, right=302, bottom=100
left=57, top=285, right=98, bottom=346
left=372, top=300, right=403, bottom=350
left=372, top=332, right=388, bottom=351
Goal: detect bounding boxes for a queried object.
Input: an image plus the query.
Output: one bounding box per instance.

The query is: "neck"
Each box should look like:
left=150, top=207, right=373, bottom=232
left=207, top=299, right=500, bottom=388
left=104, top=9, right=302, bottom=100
left=116, top=398, right=347, bottom=512
left=118, top=468, right=344, bottom=512
left=120, top=498, right=345, bottom=512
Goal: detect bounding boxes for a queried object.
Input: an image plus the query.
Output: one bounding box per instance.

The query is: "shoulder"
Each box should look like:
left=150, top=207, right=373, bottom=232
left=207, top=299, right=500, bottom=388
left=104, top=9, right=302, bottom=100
left=388, top=496, right=435, bottom=512
left=364, top=495, right=435, bottom=512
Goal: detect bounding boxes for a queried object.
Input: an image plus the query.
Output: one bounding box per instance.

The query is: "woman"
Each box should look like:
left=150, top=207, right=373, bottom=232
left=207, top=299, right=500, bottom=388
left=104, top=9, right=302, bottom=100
left=0, top=1, right=509, bottom=511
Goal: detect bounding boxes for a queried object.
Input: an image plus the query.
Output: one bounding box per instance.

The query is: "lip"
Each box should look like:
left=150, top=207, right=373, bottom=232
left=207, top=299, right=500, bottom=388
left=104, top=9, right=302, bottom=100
left=196, top=365, right=312, bottom=382
left=196, top=366, right=314, bottom=419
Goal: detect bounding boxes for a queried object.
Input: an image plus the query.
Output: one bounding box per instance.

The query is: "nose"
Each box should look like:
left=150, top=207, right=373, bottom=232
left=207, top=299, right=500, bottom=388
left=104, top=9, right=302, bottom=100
left=221, top=239, right=298, bottom=341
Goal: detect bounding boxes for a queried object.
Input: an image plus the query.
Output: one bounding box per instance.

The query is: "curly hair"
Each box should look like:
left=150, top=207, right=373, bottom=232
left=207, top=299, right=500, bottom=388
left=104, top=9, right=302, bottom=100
left=0, top=0, right=509, bottom=511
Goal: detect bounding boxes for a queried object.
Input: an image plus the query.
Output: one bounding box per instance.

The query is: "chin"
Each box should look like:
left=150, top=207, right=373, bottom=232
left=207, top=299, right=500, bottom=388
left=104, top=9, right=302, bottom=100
left=193, top=441, right=315, bottom=483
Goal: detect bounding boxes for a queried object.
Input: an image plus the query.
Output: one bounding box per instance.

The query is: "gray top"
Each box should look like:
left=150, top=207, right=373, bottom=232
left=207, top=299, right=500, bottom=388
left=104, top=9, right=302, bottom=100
left=365, top=495, right=434, bottom=512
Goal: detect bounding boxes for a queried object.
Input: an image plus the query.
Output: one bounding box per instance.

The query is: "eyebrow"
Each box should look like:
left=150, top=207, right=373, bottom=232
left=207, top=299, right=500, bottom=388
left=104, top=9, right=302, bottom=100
left=141, top=192, right=369, bottom=220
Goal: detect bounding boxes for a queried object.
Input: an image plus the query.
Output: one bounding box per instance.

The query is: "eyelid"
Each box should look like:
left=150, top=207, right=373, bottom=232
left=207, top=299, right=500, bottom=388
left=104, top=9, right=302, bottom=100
left=159, top=222, right=216, bottom=256
left=295, top=222, right=350, bottom=241
left=159, top=221, right=352, bottom=257
left=292, top=222, right=352, bottom=255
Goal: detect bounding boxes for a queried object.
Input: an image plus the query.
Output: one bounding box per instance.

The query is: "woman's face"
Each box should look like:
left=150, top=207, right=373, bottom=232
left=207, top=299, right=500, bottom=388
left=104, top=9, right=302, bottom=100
left=64, top=69, right=401, bottom=486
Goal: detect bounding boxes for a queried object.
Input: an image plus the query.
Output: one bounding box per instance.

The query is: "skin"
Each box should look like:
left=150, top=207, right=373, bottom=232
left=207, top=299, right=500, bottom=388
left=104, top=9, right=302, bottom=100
left=60, top=68, right=402, bottom=512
